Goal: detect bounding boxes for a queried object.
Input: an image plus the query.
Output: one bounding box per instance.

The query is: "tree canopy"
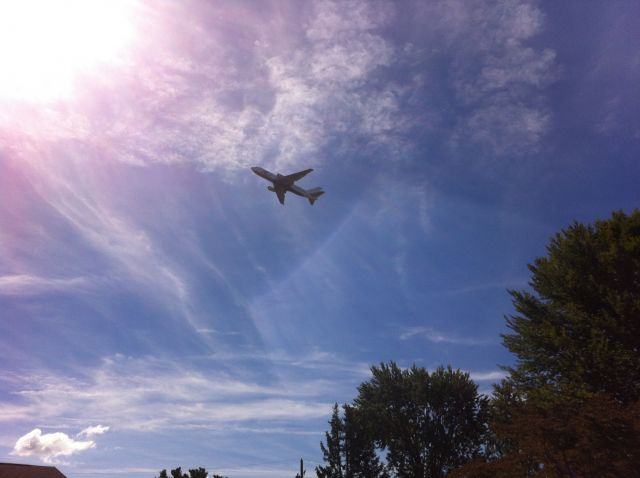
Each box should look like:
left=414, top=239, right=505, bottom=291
left=455, top=209, right=640, bottom=476
left=503, top=210, right=640, bottom=402
left=156, top=467, right=225, bottom=478
left=317, top=362, right=488, bottom=478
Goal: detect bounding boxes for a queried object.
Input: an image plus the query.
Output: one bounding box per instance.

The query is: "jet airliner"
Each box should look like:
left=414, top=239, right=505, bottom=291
left=251, top=166, right=325, bottom=205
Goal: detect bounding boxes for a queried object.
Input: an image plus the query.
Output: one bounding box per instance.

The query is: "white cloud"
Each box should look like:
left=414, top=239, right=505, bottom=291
left=468, top=370, right=507, bottom=382
left=256, top=0, right=402, bottom=169
left=1, top=0, right=557, bottom=171
left=1, top=0, right=407, bottom=173
left=78, top=425, right=110, bottom=437
left=461, top=100, right=551, bottom=155
left=306, top=0, right=391, bottom=42
left=194, top=399, right=328, bottom=422
left=4, top=355, right=336, bottom=432
left=0, top=403, right=33, bottom=422
left=399, top=326, right=493, bottom=345
left=208, top=348, right=372, bottom=378
left=413, top=0, right=556, bottom=156
left=0, top=274, right=88, bottom=296
left=478, top=46, right=556, bottom=92
left=12, top=428, right=95, bottom=463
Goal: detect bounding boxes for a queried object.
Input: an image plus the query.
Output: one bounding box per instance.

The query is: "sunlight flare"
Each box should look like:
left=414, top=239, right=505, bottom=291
left=0, top=0, right=136, bottom=102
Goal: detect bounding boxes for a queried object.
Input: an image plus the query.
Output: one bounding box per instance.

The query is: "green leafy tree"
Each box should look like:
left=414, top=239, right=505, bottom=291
left=354, top=362, right=488, bottom=478
left=499, top=210, right=640, bottom=473
left=455, top=210, right=640, bottom=476
left=503, top=210, right=640, bottom=402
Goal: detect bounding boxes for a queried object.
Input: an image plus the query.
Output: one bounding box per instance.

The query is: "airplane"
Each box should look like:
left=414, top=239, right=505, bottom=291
left=251, top=166, right=325, bottom=205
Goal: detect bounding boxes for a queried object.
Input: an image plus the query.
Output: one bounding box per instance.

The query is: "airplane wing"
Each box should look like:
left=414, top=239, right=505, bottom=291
left=275, top=186, right=286, bottom=205
left=284, top=168, right=313, bottom=182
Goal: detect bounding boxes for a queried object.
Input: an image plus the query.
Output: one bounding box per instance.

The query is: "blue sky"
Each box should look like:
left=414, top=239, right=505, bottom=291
left=0, top=1, right=639, bottom=477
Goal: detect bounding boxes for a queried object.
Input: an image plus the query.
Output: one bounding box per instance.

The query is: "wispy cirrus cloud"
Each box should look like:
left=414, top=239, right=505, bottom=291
left=78, top=424, right=110, bottom=438
left=3, top=355, right=334, bottom=432
left=399, top=326, right=494, bottom=345
left=0, top=274, right=89, bottom=296
left=1, top=0, right=556, bottom=177
left=0, top=403, right=32, bottom=422
left=1, top=1, right=413, bottom=353
left=411, top=0, right=557, bottom=157
left=1, top=151, right=219, bottom=342
left=2, top=0, right=404, bottom=173
left=208, top=348, right=372, bottom=378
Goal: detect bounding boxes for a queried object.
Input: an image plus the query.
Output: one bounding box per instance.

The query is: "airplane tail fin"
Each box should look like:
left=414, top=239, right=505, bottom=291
left=307, top=187, right=325, bottom=205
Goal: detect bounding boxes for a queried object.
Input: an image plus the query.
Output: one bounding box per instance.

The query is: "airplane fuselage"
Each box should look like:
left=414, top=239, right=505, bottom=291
left=251, top=167, right=304, bottom=197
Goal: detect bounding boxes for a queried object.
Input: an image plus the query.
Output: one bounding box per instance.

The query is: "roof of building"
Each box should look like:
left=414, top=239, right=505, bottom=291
left=0, top=463, right=67, bottom=478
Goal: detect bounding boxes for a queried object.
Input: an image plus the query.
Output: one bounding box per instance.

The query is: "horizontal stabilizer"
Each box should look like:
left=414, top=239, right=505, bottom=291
left=307, top=187, right=325, bottom=205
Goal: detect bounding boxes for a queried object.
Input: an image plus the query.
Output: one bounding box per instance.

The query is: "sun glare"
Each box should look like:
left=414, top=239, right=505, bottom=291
left=0, top=0, right=136, bottom=102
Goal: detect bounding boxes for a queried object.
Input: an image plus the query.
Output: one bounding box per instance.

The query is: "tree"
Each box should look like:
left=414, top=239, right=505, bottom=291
left=156, top=467, right=223, bottom=478
left=342, top=405, right=388, bottom=478
left=188, top=468, right=209, bottom=478
left=353, top=362, right=488, bottom=478
left=503, top=210, right=640, bottom=403
left=316, top=404, right=345, bottom=478
left=171, top=469, right=187, bottom=478
left=453, top=387, right=640, bottom=478
left=316, top=403, right=387, bottom=478
left=454, top=210, right=640, bottom=476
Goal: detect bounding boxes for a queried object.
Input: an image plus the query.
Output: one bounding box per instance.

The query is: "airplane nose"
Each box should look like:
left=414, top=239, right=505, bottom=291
left=251, top=166, right=259, bottom=173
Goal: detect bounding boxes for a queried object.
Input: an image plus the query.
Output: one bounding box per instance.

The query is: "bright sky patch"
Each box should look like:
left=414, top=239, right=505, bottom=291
left=0, top=0, right=135, bottom=102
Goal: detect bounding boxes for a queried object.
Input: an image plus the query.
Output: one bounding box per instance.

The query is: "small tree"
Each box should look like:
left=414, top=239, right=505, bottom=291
left=156, top=467, right=223, bottom=478
left=316, top=403, right=387, bottom=478
left=316, top=404, right=345, bottom=478
left=188, top=468, right=208, bottom=478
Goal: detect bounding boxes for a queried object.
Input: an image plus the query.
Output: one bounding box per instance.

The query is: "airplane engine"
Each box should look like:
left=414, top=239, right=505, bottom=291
left=268, top=186, right=275, bottom=192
